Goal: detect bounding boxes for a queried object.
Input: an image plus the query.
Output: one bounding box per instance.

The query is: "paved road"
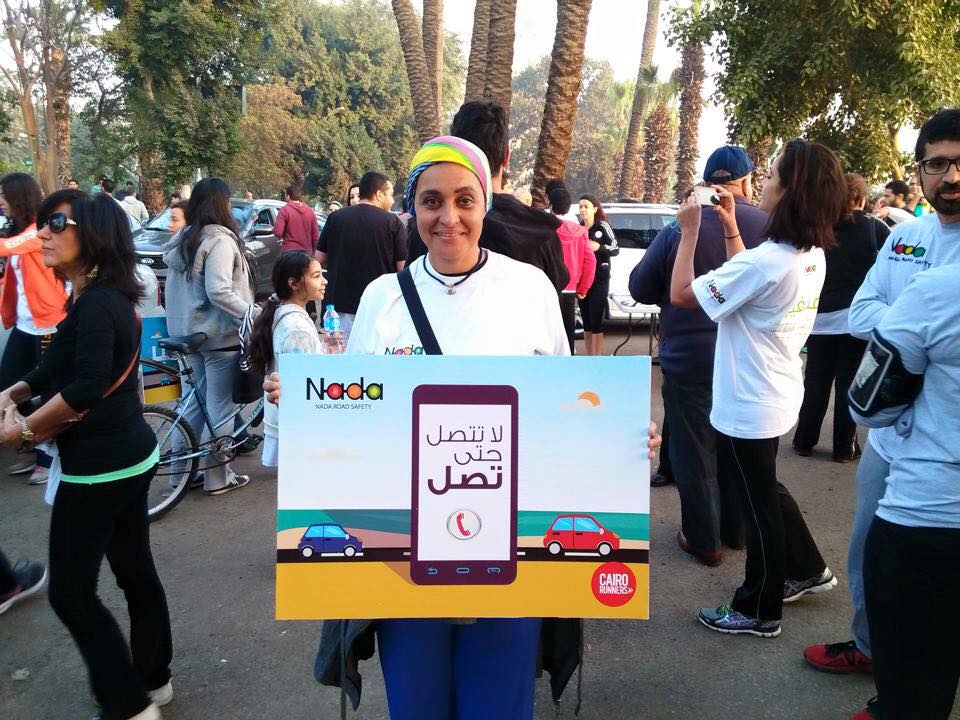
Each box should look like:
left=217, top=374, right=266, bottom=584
left=1, top=328, right=951, bottom=719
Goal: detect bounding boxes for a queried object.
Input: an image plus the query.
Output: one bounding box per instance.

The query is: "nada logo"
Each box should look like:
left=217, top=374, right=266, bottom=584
left=384, top=345, right=425, bottom=356
left=893, top=240, right=926, bottom=257
left=306, top=377, right=383, bottom=401
left=707, top=281, right=725, bottom=304
left=591, top=562, right=637, bottom=608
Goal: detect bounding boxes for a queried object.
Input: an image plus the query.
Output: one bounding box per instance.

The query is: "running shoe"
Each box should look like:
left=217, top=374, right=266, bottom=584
left=206, top=474, right=250, bottom=496
left=8, top=457, right=36, bottom=475
left=698, top=604, right=781, bottom=637
left=0, top=560, right=47, bottom=615
left=850, top=697, right=879, bottom=719
left=149, top=680, right=173, bottom=707
left=783, top=567, right=838, bottom=603
left=27, top=466, right=49, bottom=485
left=804, top=640, right=873, bottom=674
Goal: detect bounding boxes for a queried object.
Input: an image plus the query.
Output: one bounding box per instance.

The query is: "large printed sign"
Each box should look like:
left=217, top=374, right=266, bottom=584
left=276, top=355, right=651, bottom=620
left=140, top=316, right=181, bottom=403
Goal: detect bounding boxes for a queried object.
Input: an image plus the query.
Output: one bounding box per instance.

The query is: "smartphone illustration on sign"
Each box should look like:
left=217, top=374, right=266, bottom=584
left=411, top=384, right=518, bottom=585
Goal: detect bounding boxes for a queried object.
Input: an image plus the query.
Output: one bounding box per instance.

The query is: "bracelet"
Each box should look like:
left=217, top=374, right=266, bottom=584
left=724, top=233, right=741, bottom=240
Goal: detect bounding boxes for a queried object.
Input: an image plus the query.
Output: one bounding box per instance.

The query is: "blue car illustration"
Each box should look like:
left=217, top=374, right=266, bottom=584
left=298, top=523, right=362, bottom=558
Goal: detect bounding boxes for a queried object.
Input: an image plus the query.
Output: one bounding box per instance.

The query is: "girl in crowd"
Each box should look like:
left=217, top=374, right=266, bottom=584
left=163, top=177, right=254, bottom=495
left=577, top=194, right=618, bottom=356
left=670, top=139, right=844, bottom=637
left=793, top=173, right=889, bottom=462
left=0, top=191, right=171, bottom=720
left=167, top=200, right=187, bottom=236
left=249, top=251, right=324, bottom=468
left=266, top=137, right=661, bottom=718
left=0, top=173, right=68, bottom=484
left=346, top=183, right=361, bottom=207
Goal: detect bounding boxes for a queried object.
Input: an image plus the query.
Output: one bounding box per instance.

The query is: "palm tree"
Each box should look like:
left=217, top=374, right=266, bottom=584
left=391, top=0, right=440, bottom=141
left=671, top=2, right=705, bottom=202
left=747, top=138, right=773, bottom=189
left=421, top=0, right=443, bottom=122
left=643, top=73, right=679, bottom=204
left=618, top=0, right=661, bottom=198
left=483, top=0, right=518, bottom=121
left=464, top=0, right=492, bottom=101
left=530, top=0, right=594, bottom=207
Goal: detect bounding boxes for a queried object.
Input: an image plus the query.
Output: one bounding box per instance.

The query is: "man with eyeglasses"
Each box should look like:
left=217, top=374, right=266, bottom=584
left=803, top=109, right=960, bottom=697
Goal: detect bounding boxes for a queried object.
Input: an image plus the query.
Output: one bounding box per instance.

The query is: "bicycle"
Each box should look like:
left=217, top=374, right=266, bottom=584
left=141, top=332, right=264, bottom=521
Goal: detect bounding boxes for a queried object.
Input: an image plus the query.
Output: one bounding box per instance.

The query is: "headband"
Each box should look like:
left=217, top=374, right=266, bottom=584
left=404, top=136, right=493, bottom=216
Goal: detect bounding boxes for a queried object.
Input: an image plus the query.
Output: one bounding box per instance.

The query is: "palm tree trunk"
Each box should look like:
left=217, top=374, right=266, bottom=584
left=53, top=50, right=71, bottom=187
left=464, top=0, right=491, bottom=102
left=888, top=123, right=902, bottom=180
left=618, top=0, right=661, bottom=199
left=483, top=0, right=518, bottom=121
left=672, top=40, right=704, bottom=202
left=531, top=0, right=594, bottom=207
left=643, top=101, right=673, bottom=203
left=746, top=137, right=772, bottom=190
left=392, top=0, right=441, bottom=142
left=422, top=0, right=443, bottom=122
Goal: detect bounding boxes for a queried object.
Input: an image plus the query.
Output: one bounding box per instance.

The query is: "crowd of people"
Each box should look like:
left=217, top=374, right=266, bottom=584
left=0, top=98, right=958, bottom=720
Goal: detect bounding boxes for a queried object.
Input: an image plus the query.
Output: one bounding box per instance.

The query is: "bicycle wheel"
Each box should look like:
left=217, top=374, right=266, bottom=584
left=144, top=403, right=200, bottom=521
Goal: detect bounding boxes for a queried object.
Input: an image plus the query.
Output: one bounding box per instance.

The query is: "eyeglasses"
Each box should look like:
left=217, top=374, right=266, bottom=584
left=919, top=157, right=960, bottom=176
left=38, top=212, right=78, bottom=233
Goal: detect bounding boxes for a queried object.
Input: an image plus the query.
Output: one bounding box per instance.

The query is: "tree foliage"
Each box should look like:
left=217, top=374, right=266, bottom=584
left=685, top=0, right=960, bottom=181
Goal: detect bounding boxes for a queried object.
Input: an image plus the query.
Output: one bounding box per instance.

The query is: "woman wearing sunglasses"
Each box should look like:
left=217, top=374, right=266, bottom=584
left=0, top=172, right=68, bottom=484
left=0, top=191, right=172, bottom=720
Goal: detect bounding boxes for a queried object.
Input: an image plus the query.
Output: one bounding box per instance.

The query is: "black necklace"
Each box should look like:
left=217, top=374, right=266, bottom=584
left=422, top=250, right=488, bottom=294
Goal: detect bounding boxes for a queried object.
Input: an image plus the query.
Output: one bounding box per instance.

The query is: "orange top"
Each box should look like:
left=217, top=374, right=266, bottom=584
left=0, top=224, right=68, bottom=330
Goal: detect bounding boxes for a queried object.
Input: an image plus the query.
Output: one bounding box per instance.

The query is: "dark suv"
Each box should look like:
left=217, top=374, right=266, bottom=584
left=135, top=199, right=326, bottom=301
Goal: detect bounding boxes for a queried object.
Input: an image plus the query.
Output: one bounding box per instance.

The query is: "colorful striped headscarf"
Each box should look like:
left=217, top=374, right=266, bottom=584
left=404, top=136, right=493, bottom=217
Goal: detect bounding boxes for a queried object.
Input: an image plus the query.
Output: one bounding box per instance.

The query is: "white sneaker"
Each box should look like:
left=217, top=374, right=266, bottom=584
left=206, top=474, right=250, bottom=496
left=27, top=466, right=49, bottom=485
left=125, top=703, right=161, bottom=720
left=148, top=681, right=173, bottom=707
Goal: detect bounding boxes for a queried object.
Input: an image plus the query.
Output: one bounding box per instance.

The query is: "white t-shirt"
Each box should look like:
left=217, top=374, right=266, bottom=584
left=347, top=250, right=569, bottom=358
left=692, top=240, right=825, bottom=439
left=10, top=255, right=58, bottom=335
left=848, top=214, right=960, bottom=462
left=874, top=267, right=960, bottom=529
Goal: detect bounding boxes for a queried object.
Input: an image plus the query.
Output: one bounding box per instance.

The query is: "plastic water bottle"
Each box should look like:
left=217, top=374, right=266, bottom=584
left=322, top=305, right=345, bottom=354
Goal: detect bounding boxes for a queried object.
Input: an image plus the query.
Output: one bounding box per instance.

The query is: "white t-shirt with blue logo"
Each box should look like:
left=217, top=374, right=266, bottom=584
left=849, top=214, right=960, bottom=462
left=874, top=266, right=960, bottom=529
left=692, top=240, right=825, bottom=439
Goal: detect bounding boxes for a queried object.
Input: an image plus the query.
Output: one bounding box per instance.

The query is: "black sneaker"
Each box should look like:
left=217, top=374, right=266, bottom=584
left=0, top=560, right=47, bottom=615
left=783, top=567, right=838, bottom=603
left=651, top=471, right=674, bottom=487
left=698, top=604, right=781, bottom=637
left=235, top=434, right=263, bottom=455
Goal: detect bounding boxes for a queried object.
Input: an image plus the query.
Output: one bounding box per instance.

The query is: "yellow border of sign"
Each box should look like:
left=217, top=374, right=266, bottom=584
left=276, top=561, right=649, bottom=620
left=144, top=384, right=181, bottom=404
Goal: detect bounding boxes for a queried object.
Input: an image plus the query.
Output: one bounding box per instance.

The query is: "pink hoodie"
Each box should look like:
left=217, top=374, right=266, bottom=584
left=557, top=219, right=596, bottom=295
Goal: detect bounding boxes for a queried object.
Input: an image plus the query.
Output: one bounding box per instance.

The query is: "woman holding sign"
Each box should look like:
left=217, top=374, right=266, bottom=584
left=670, top=139, right=843, bottom=638
left=267, top=136, right=660, bottom=719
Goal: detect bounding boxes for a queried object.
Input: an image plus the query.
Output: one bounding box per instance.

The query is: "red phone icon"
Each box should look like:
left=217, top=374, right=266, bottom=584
left=456, top=513, right=470, bottom=537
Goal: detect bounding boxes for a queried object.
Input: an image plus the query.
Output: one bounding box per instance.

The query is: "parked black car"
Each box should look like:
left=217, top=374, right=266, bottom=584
left=135, top=199, right=326, bottom=301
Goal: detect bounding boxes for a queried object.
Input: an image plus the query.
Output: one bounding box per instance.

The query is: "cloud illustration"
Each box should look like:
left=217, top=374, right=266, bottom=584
left=306, top=448, right=361, bottom=462
left=557, top=398, right=603, bottom=412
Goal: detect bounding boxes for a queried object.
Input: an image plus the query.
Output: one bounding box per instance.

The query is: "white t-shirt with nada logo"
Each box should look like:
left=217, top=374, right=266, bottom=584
left=692, top=240, right=826, bottom=439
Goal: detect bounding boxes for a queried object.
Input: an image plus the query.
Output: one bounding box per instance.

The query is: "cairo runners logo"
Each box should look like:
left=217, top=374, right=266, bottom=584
left=591, top=562, right=637, bottom=607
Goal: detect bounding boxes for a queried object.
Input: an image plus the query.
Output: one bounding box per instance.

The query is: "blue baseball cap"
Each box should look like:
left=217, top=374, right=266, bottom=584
left=703, top=146, right=754, bottom=183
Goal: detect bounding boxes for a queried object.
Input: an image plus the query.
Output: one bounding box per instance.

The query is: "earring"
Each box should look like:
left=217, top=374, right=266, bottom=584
left=85, top=265, right=99, bottom=280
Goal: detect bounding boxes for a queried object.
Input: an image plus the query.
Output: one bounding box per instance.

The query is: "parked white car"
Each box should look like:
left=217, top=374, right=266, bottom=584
left=602, top=203, right=677, bottom=320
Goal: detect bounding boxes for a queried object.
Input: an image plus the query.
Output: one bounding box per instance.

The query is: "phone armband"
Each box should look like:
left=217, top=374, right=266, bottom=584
left=848, top=331, right=923, bottom=416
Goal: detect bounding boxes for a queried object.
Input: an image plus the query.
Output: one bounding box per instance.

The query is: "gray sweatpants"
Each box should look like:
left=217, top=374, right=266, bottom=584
left=184, top=349, right=241, bottom=492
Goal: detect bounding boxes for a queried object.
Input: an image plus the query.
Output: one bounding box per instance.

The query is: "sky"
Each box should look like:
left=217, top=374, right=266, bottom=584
left=421, top=0, right=728, bottom=174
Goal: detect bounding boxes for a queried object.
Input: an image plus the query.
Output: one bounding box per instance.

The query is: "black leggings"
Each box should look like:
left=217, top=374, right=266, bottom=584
left=865, top=517, right=960, bottom=720
left=48, top=466, right=172, bottom=720
left=0, top=327, right=53, bottom=468
left=559, top=293, right=577, bottom=355
left=719, top=434, right=827, bottom=621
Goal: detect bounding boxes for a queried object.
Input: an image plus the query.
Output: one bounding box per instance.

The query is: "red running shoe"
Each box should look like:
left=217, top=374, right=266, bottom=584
left=804, top=640, right=873, bottom=674
left=850, top=697, right=879, bottom=719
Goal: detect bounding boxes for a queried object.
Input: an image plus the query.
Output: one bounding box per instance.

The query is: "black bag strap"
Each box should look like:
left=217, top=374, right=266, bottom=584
left=397, top=266, right=443, bottom=355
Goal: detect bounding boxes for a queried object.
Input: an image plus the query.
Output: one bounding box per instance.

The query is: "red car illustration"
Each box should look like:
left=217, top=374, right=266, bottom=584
left=543, top=514, right=620, bottom=556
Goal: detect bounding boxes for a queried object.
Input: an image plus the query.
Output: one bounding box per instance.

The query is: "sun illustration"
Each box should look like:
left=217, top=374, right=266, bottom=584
left=577, top=391, right=601, bottom=407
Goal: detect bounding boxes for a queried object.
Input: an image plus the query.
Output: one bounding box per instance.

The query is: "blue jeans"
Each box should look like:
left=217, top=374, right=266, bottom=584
left=376, top=618, right=541, bottom=720
left=184, top=349, right=240, bottom=492
left=848, top=440, right=890, bottom=657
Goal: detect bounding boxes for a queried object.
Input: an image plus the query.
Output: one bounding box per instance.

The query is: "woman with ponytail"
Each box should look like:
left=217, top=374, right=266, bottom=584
left=251, top=251, right=325, bottom=468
